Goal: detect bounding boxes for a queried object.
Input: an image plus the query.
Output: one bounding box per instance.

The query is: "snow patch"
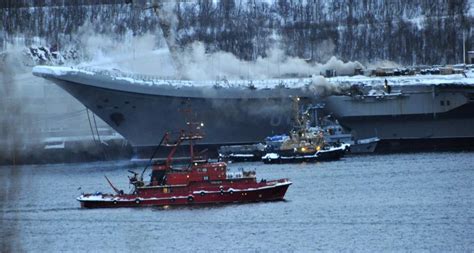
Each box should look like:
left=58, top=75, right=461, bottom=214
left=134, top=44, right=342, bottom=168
left=32, top=65, right=95, bottom=77
left=329, top=74, right=474, bottom=86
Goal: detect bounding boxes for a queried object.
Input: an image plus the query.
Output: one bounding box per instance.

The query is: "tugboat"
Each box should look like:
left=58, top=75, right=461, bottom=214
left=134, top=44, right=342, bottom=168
left=77, top=122, right=291, bottom=208
left=261, top=136, right=346, bottom=164
left=261, top=100, right=346, bottom=164
left=318, top=114, right=379, bottom=154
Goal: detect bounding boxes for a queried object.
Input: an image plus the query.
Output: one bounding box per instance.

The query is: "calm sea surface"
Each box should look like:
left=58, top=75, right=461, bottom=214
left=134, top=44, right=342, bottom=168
left=1, top=152, right=473, bottom=252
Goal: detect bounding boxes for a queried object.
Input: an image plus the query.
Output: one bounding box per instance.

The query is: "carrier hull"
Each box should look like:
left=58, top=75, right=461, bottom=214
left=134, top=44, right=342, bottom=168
left=33, top=66, right=474, bottom=154
left=33, top=69, right=313, bottom=148
left=324, top=85, right=474, bottom=152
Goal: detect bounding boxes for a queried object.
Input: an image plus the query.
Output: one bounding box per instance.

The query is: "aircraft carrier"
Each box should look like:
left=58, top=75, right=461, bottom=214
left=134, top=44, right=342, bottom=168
left=32, top=66, right=474, bottom=155
left=324, top=80, right=474, bottom=152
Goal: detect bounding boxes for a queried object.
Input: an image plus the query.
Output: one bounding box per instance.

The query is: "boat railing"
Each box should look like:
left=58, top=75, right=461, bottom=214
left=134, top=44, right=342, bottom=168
left=352, top=91, right=406, bottom=101
left=355, top=137, right=380, bottom=144
left=226, top=170, right=256, bottom=179
left=78, top=66, right=178, bottom=82
left=76, top=67, right=313, bottom=89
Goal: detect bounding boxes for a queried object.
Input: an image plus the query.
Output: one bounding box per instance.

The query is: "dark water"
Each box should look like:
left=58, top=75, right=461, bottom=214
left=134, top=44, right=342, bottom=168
left=1, top=152, right=473, bottom=252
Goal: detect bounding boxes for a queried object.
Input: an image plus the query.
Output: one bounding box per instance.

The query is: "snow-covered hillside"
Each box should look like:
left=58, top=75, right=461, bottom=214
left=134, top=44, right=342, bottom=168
left=1, top=0, right=473, bottom=65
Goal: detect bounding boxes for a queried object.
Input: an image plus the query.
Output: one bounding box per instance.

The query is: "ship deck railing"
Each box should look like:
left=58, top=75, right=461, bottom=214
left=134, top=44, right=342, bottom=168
left=76, top=66, right=313, bottom=89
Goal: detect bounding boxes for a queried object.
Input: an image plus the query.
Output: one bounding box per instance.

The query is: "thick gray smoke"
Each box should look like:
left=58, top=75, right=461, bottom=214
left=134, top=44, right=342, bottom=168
left=313, top=39, right=337, bottom=63
left=0, top=44, right=33, bottom=162
left=0, top=41, right=116, bottom=165
left=306, top=75, right=353, bottom=97
left=365, top=59, right=401, bottom=69
left=75, top=3, right=358, bottom=86
left=74, top=22, right=176, bottom=76
left=141, top=2, right=364, bottom=81
left=76, top=30, right=364, bottom=84
left=177, top=42, right=363, bottom=81
left=65, top=26, right=364, bottom=101
left=63, top=2, right=364, bottom=88
left=155, top=1, right=179, bottom=57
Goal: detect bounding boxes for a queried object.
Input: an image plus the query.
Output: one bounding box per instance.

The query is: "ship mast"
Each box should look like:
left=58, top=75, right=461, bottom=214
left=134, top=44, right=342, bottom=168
left=178, top=105, right=205, bottom=163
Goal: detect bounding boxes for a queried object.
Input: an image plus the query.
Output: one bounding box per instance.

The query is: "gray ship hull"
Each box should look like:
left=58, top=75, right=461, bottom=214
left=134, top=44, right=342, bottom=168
left=32, top=67, right=315, bottom=157
left=33, top=66, right=474, bottom=154
left=324, top=85, right=474, bottom=152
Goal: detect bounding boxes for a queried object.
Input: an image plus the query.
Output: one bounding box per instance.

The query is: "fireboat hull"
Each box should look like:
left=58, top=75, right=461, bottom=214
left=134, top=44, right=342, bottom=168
left=78, top=181, right=291, bottom=208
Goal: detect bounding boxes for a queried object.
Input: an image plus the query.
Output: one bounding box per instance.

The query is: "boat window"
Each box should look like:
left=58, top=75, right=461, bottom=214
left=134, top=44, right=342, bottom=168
left=202, top=168, right=207, bottom=172
left=203, top=176, right=209, bottom=180
left=447, top=100, right=450, bottom=106
left=440, top=100, right=444, bottom=106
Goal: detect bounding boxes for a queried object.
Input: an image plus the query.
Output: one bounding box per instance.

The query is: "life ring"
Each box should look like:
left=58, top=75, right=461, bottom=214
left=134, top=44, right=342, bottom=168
left=113, top=200, right=118, bottom=205
left=187, top=196, right=194, bottom=202
left=200, top=191, right=205, bottom=196
left=229, top=190, right=234, bottom=195
left=220, top=189, right=224, bottom=195
left=135, top=198, right=140, bottom=204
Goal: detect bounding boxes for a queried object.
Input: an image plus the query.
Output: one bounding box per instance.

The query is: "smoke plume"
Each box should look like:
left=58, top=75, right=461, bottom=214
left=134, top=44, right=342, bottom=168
left=0, top=44, right=33, bottom=162
left=175, top=42, right=363, bottom=80
left=76, top=33, right=364, bottom=83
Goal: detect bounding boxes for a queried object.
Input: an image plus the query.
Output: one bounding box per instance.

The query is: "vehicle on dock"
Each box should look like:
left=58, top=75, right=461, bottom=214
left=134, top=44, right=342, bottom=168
left=77, top=124, right=291, bottom=208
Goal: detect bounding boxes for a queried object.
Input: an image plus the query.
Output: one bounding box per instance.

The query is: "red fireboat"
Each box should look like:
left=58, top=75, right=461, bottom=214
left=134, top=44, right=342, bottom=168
left=77, top=122, right=291, bottom=208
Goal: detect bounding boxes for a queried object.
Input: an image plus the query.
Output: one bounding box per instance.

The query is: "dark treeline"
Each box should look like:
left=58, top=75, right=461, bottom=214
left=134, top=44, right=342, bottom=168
left=1, top=0, right=472, bottom=65
left=0, top=0, right=132, bottom=8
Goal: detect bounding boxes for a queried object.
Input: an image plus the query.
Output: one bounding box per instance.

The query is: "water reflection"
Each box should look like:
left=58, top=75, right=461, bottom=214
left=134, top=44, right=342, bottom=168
left=0, top=165, right=22, bottom=252
left=0, top=153, right=473, bottom=251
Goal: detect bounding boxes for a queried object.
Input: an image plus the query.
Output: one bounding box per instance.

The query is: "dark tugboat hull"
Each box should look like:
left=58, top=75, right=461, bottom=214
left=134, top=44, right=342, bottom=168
left=262, top=147, right=345, bottom=164
left=316, top=148, right=346, bottom=161
left=219, top=153, right=264, bottom=163
left=78, top=181, right=291, bottom=208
